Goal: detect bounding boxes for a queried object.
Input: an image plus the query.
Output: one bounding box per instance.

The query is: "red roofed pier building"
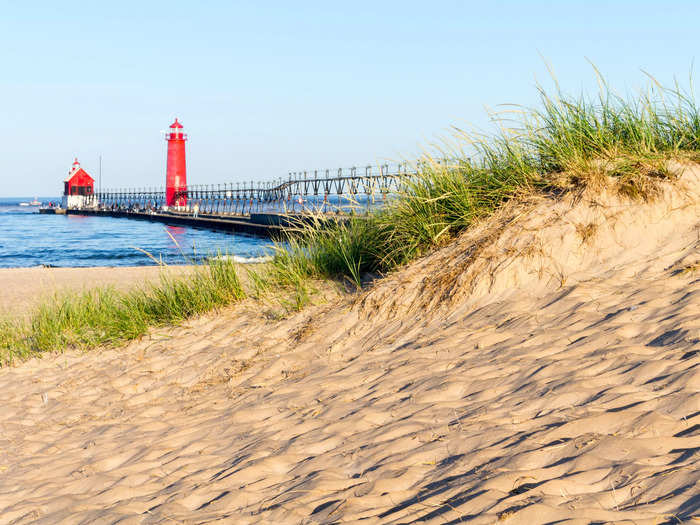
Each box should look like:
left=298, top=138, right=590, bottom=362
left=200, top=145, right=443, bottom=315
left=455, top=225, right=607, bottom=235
left=62, top=158, right=96, bottom=209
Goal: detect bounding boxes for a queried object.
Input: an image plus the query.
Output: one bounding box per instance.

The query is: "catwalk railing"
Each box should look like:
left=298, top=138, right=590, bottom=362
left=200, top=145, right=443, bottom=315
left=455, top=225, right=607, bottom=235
left=93, top=163, right=420, bottom=215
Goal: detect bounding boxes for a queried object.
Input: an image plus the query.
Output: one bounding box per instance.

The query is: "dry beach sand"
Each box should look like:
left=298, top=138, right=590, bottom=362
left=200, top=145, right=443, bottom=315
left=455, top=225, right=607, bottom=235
left=0, top=167, right=698, bottom=523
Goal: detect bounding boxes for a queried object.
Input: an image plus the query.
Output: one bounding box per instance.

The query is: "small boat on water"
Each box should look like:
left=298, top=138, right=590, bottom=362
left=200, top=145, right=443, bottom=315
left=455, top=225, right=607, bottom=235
left=19, top=197, right=42, bottom=207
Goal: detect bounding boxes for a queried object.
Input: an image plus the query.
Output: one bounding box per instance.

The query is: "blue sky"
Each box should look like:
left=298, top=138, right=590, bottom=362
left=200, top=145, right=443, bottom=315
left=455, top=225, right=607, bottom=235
left=1, top=0, right=698, bottom=196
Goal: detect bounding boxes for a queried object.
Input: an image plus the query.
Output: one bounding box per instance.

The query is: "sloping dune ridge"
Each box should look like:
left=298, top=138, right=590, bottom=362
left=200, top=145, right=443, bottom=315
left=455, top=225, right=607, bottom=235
left=0, top=166, right=698, bottom=524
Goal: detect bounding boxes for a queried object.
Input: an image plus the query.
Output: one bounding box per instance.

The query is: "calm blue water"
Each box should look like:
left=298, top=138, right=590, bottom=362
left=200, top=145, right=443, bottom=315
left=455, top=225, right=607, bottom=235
left=0, top=198, right=272, bottom=268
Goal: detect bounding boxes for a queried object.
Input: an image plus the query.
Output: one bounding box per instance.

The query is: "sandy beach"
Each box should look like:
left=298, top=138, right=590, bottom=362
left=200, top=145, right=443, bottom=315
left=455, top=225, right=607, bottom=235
left=0, top=170, right=697, bottom=523
left=0, top=266, right=195, bottom=317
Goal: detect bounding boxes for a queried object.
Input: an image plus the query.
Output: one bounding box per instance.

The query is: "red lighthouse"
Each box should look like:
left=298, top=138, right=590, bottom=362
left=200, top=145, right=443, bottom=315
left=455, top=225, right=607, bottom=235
left=165, top=118, right=187, bottom=207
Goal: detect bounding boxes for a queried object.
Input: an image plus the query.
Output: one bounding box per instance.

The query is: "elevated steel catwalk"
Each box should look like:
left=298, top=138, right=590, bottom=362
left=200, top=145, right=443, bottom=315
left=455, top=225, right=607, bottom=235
left=94, top=163, right=417, bottom=215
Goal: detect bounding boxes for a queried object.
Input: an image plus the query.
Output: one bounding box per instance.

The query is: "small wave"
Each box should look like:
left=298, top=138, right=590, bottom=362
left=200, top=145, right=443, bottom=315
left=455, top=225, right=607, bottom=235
left=212, top=255, right=273, bottom=264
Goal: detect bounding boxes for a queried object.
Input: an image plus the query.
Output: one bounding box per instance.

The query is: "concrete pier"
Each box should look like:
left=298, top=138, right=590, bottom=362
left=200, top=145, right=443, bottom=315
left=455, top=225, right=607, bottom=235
left=64, top=209, right=284, bottom=237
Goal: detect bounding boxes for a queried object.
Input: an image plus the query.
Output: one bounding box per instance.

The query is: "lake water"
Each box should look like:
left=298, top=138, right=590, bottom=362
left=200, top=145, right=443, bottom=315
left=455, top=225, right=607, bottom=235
left=0, top=198, right=273, bottom=268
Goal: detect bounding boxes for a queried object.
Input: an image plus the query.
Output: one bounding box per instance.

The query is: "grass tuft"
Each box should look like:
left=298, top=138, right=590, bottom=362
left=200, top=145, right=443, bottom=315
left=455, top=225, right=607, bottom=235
left=0, top=257, right=245, bottom=365
left=267, top=73, right=698, bottom=287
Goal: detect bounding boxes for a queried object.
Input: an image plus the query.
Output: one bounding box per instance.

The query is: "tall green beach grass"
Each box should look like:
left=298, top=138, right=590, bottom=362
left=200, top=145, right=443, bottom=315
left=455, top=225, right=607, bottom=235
left=0, top=258, right=245, bottom=365
left=265, top=74, right=700, bottom=292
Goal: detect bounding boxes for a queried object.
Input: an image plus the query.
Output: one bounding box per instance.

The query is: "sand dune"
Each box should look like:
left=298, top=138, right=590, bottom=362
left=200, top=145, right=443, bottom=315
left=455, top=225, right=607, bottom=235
left=0, top=168, right=698, bottom=523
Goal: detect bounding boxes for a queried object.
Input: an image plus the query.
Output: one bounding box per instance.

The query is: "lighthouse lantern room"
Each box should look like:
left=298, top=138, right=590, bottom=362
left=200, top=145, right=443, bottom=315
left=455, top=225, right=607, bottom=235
left=165, top=118, right=188, bottom=208
left=62, top=158, right=96, bottom=209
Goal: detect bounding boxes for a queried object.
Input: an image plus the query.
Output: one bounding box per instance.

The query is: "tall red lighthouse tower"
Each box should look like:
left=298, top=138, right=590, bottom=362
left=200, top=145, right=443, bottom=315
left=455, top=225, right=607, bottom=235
left=165, top=118, right=187, bottom=207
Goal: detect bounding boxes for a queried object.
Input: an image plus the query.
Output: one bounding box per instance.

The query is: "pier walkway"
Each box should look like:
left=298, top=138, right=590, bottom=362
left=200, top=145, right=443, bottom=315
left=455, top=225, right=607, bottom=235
left=45, top=162, right=447, bottom=237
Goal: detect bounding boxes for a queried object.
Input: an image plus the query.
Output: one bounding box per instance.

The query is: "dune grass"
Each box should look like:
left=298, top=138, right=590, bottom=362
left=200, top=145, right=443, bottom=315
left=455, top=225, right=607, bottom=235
left=261, top=75, right=699, bottom=297
left=3, top=72, right=699, bottom=364
left=0, top=258, right=246, bottom=365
